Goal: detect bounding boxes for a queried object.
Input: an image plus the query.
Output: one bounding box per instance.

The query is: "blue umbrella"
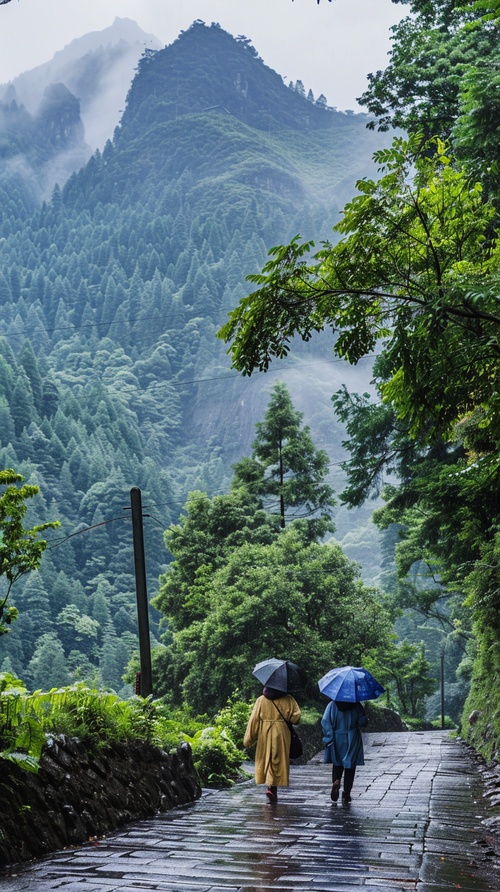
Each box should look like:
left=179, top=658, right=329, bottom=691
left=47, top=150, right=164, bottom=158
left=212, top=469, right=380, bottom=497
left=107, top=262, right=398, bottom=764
left=252, top=658, right=304, bottom=693
left=318, top=665, right=385, bottom=702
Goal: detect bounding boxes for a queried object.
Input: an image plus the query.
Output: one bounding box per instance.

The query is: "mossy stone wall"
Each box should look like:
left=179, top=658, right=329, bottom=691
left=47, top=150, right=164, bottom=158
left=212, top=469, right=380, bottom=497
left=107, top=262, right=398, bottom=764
left=0, top=735, right=201, bottom=867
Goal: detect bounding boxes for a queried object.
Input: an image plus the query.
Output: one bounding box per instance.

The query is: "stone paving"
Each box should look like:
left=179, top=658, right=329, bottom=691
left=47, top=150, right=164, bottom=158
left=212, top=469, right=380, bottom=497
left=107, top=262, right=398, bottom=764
left=1, top=731, right=499, bottom=892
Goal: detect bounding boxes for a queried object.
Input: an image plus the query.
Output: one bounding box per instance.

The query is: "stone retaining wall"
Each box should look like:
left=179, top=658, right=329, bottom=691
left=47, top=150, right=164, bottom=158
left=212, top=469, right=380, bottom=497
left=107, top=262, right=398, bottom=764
left=0, top=735, right=201, bottom=867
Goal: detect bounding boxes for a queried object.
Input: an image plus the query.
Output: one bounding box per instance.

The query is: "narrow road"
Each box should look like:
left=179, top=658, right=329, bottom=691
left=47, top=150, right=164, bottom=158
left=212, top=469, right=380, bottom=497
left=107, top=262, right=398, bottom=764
left=1, top=731, right=498, bottom=891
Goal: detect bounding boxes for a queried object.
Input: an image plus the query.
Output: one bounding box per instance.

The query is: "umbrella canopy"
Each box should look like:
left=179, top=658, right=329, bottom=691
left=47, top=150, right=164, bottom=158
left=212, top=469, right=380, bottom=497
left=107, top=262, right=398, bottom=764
left=252, top=658, right=304, bottom=693
left=318, top=665, right=385, bottom=702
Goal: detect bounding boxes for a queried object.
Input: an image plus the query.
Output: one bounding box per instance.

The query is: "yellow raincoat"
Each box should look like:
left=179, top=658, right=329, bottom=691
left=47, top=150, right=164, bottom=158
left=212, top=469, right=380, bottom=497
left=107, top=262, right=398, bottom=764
left=243, top=693, right=301, bottom=787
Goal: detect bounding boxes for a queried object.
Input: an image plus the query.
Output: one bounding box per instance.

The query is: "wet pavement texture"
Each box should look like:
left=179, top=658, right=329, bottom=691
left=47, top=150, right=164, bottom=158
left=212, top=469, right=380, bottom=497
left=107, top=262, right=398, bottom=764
left=1, top=731, right=499, bottom=892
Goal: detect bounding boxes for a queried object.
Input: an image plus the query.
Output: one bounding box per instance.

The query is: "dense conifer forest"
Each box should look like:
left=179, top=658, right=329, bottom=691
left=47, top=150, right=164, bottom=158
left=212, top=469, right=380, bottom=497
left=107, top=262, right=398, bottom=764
left=0, top=22, right=390, bottom=696
left=1, top=3, right=498, bottom=759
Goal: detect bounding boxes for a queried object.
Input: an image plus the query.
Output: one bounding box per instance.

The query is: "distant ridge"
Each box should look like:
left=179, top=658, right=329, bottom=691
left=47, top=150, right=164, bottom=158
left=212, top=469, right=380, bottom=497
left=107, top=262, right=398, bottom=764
left=0, top=17, right=162, bottom=150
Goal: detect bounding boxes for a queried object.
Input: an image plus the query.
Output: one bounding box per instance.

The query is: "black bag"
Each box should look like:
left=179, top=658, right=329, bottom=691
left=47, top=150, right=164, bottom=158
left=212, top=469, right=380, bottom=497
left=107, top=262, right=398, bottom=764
left=272, top=701, right=303, bottom=759
left=288, top=723, right=303, bottom=759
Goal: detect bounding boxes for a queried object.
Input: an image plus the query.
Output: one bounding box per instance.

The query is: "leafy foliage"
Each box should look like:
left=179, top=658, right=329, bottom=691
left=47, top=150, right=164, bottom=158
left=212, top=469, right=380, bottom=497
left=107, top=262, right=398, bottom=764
left=185, top=728, right=245, bottom=787
left=0, top=469, right=59, bottom=635
left=219, top=136, right=499, bottom=447
left=0, top=674, right=155, bottom=772
left=0, top=672, right=45, bottom=772
left=154, top=488, right=281, bottom=632
left=380, top=641, right=437, bottom=718
left=0, top=670, right=251, bottom=787
left=359, top=1, right=499, bottom=139
left=359, top=0, right=500, bottom=209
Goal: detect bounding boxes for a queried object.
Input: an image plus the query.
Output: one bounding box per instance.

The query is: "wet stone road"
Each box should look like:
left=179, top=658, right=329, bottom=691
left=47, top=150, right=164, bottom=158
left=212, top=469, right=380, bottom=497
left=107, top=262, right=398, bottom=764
left=1, top=731, right=499, bottom=892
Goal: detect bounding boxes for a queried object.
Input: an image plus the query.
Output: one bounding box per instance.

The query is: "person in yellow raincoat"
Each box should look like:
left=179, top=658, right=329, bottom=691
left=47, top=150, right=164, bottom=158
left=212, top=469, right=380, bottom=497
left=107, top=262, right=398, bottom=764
left=243, top=685, right=301, bottom=802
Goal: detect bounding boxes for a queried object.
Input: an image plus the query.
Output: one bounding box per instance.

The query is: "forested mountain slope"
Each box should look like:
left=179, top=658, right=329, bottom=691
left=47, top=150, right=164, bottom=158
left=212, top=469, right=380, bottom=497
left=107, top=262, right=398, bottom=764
left=0, top=21, right=390, bottom=693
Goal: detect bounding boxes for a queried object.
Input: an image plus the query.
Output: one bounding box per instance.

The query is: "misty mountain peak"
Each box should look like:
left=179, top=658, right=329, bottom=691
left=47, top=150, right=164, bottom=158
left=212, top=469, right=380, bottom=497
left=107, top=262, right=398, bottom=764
left=121, top=21, right=340, bottom=136
left=0, top=18, right=162, bottom=151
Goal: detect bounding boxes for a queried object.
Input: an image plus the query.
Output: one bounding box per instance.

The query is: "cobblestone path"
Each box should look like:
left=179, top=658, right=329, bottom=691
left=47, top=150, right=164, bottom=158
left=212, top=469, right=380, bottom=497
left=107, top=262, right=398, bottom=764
left=1, top=731, right=498, bottom=891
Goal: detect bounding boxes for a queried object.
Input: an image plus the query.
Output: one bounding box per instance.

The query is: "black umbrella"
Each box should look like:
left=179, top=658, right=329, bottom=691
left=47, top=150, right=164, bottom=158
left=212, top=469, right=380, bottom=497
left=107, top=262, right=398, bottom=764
left=252, top=658, right=304, bottom=693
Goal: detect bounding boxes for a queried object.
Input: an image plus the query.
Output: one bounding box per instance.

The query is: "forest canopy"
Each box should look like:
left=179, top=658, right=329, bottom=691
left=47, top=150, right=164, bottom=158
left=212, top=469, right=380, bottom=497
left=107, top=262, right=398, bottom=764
left=219, top=0, right=500, bottom=750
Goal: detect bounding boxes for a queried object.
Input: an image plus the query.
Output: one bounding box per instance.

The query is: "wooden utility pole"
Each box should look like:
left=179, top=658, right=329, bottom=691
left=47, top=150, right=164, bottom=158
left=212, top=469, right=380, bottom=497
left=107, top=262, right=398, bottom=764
left=440, top=653, right=445, bottom=730
left=130, top=486, right=152, bottom=697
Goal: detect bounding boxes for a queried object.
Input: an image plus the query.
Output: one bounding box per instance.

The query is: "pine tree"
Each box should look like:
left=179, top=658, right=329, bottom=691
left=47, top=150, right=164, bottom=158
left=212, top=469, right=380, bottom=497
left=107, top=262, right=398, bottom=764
left=11, top=369, right=36, bottom=436
left=19, top=341, right=44, bottom=414
left=232, top=382, right=335, bottom=540
left=99, top=620, right=120, bottom=689
left=0, top=272, right=12, bottom=304
left=27, top=632, right=71, bottom=690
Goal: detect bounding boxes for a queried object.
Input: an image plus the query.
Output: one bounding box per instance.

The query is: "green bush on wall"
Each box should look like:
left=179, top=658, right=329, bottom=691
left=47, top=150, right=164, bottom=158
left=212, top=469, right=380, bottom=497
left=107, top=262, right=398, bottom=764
left=180, top=696, right=251, bottom=787
left=0, top=673, right=252, bottom=786
left=185, top=728, right=245, bottom=787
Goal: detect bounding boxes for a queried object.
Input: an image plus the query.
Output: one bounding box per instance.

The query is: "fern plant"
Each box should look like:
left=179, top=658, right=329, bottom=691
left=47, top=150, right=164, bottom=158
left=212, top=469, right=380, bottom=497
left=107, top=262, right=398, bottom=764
left=0, top=672, right=46, bottom=772
left=1, top=674, right=251, bottom=785
left=0, top=676, right=159, bottom=772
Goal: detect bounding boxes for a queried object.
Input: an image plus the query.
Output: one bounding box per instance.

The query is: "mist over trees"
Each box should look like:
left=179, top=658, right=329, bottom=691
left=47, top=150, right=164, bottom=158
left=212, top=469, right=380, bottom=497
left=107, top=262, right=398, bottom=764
left=0, top=22, right=389, bottom=697
left=220, top=0, right=500, bottom=747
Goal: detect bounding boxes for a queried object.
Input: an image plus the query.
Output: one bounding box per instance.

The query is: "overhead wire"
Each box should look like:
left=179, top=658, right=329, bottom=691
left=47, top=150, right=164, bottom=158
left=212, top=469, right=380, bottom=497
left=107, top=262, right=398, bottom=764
left=45, top=514, right=130, bottom=549
left=0, top=351, right=380, bottom=412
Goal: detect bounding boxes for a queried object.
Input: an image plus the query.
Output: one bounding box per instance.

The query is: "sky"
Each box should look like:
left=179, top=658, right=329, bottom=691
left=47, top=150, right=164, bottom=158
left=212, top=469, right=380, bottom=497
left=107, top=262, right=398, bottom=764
left=0, top=0, right=410, bottom=112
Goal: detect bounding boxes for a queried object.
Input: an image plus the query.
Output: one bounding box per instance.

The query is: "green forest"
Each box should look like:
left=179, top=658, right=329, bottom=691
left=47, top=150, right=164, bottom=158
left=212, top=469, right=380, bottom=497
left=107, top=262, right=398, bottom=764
left=0, top=21, right=388, bottom=697
left=219, top=1, right=500, bottom=752
left=0, top=5, right=499, bottom=759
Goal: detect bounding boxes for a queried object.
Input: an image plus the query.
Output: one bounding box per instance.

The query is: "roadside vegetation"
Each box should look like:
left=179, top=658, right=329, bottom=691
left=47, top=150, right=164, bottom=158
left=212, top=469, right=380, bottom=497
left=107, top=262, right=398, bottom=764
left=1, top=2, right=499, bottom=776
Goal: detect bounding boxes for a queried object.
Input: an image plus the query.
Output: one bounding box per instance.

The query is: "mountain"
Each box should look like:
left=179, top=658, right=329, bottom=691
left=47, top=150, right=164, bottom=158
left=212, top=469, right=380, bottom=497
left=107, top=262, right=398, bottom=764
left=0, top=18, right=161, bottom=202
left=0, top=18, right=161, bottom=151
left=0, top=21, right=390, bottom=693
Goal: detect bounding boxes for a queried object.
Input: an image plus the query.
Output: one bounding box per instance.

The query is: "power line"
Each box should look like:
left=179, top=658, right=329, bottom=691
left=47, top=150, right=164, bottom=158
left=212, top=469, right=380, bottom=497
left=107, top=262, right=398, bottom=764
left=0, top=308, right=190, bottom=341
left=45, top=515, right=128, bottom=549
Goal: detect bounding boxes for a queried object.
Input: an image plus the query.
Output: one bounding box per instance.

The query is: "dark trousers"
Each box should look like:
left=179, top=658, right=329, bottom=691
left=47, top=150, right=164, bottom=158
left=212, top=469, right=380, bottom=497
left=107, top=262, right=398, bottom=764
left=332, top=765, right=356, bottom=795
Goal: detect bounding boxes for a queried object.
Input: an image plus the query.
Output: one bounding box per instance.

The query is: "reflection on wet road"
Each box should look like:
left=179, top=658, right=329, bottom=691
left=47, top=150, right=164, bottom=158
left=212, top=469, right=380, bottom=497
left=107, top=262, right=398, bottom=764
left=0, top=731, right=497, bottom=891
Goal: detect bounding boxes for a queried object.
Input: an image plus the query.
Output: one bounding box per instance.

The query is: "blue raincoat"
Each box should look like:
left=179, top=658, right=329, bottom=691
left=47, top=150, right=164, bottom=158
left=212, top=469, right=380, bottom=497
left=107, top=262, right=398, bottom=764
left=321, top=700, right=368, bottom=768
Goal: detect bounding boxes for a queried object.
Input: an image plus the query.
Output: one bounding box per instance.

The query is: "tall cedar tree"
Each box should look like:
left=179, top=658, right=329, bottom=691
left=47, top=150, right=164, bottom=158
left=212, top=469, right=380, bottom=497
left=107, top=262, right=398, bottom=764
left=231, top=383, right=335, bottom=540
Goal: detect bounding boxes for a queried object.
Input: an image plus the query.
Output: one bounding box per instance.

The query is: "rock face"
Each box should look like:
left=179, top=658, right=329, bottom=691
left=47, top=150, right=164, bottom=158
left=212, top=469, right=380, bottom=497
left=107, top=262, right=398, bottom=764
left=0, top=736, right=201, bottom=867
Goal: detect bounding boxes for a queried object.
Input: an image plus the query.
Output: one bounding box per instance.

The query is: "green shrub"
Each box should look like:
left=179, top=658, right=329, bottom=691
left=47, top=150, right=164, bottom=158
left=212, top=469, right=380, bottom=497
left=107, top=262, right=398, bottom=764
left=297, top=705, right=322, bottom=726
left=183, top=727, right=245, bottom=787
left=151, top=703, right=209, bottom=751
left=430, top=715, right=457, bottom=730
left=0, top=672, right=44, bottom=772
left=0, top=675, right=249, bottom=785
left=213, top=694, right=252, bottom=746
left=44, top=688, right=157, bottom=744
left=0, top=676, right=162, bottom=771
left=403, top=717, right=433, bottom=731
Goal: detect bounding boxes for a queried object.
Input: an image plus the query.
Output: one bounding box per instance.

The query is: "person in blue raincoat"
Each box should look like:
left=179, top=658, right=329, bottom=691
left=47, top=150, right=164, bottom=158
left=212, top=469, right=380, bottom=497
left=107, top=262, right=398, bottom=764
left=321, top=699, right=368, bottom=803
